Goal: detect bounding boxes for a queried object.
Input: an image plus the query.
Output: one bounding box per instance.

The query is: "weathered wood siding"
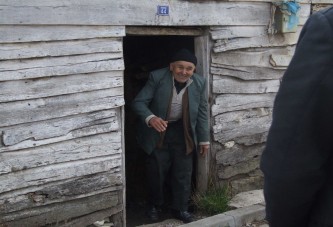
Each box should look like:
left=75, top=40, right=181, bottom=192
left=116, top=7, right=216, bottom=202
left=0, top=1, right=271, bottom=26
left=210, top=2, right=313, bottom=194
left=210, top=1, right=332, bottom=194
left=0, top=0, right=332, bottom=225
left=0, top=25, right=125, bottom=226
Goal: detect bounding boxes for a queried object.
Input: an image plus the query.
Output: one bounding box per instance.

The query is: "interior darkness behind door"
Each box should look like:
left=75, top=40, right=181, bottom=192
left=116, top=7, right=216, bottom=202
left=124, top=35, right=194, bottom=225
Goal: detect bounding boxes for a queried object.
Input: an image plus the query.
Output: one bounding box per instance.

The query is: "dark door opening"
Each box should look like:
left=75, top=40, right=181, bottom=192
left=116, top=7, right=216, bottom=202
left=124, top=35, right=195, bottom=226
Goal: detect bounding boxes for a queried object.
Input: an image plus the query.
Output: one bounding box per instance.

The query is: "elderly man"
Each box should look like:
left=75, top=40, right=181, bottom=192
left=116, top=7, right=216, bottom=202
left=132, top=49, right=209, bottom=223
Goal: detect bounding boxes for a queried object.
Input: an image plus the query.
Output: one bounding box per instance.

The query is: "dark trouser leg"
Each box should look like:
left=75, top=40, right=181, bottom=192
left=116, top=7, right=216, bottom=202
left=170, top=144, right=193, bottom=211
left=165, top=121, right=193, bottom=211
left=146, top=147, right=171, bottom=207
left=146, top=120, right=194, bottom=211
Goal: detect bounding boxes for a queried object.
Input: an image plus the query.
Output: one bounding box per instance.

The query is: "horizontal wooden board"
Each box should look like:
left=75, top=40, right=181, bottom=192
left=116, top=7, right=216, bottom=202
left=213, top=29, right=300, bottom=52
left=0, top=122, right=119, bottom=152
left=269, top=54, right=294, bottom=67
left=216, top=143, right=265, bottom=166
left=0, top=71, right=123, bottom=102
left=0, top=172, right=122, bottom=214
left=212, top=93, right=276, bottom=116
left=0, top=133, right=121, bottom=175
left=211, top=26, right=268, bottom=40
left=213, top=76, right=280, bottom=94
left=311, top=1, right=333, bottom=4
left=0, top=53, right=124, bottom=81
left=223, top=0, right=308, bottom=3
left=210, top=4, right=310, bottom=34
left=213, top=108, right=272, bottom=132
left=1, top=191, right=120, bottom=226
left=0, top=53, right=121, bottom=72
left=213, top=108, right=272, bottom=144
left=61, top=206, right=123, bottom=227
left=0, top=1, right=271, bottom=26
left=232, top=131, right=268, bottom=146
left=0, top=155, right=121, bottom=194
left=218, top=156, right=260, bottom=179
left=211, top=47, right=294, bottom=68
left=213, top=114, right=271, bottom=143
left=0, top=89, right=124, bottom=127
left=0, top=109, right=120, bottom=152
left=211, top=66, right=285, bottom=80
left=126, top=26, right=204, bottom=36
left=0, top=38, right=122, bottom=60
left=312, top=4, right=333, bottom=12
left=0, top=25, right=125, bottom=43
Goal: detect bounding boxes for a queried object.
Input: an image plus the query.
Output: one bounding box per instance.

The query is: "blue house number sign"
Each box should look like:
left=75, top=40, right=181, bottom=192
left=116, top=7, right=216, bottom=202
left=157, top=5, right=169, bottom=16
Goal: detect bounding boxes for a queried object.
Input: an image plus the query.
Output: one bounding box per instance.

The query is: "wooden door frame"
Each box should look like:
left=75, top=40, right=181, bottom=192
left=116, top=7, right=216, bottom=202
left=194, top=33, right=211, bottom=193
left=123, top=25, right=211, bottom=198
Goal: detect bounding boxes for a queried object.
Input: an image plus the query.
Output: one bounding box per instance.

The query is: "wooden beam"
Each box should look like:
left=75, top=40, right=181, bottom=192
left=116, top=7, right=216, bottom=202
left=213, top=29, right=300, bottom=52
left=0, top=1, right=271, bottom=26
left=216, top=143, right=265, bottom=166
left=212, top=48, right=294, bottom=68
left=0, top=38, right=122, bottom=60
left=218, top=156, right=260, bottom=179
left=1, top=191, right=120, bottom=226
left=213, top=108, right=272, bottom=143
left=311, top=0, right=333, bottom=3
left=0, top=89, right=124, bottom=127
left=0, top=133, right=121, bottom=174
left=211, top=66, right=285, bottom=80
left=0, top=155, right=122, bottom=194
left=0, top=71, right=123, bottom=102
left=0, top=172, right=122, bottom=214
left=0, top=54, right=124, bottom=81
left=126, top=26, right=204, bottom=36
left=0, top=110, right=120, bottom=152
left=212, top=93, right=276, bottom=116
left=213, top=76, right=280, bottom=94
left=0, top=25, right=125, bottom=43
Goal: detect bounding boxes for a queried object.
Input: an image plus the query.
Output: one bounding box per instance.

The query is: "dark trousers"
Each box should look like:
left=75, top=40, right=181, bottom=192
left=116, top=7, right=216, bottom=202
left=146, top=121, right=193, bottom=211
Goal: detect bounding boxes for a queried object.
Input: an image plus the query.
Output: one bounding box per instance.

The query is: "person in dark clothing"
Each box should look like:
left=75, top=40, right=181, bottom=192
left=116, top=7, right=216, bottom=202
left=261, top=7, right=333, bottom=227
left=132, top=49, right=210, bottom=223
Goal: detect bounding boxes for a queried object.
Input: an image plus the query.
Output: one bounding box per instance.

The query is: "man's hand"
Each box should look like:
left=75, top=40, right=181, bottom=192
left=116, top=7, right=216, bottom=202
left=199, top=144, right=209, bottom=157
left=149, top=117, right=168, bottom=132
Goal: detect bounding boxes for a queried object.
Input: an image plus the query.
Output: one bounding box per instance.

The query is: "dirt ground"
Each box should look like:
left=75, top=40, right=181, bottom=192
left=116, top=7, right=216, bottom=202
left=126, top=200, right=208, bottom=227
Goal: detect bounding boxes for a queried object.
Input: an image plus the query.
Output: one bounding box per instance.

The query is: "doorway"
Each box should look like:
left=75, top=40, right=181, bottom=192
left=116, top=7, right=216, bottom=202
left=124, top=31, right=207, bottom=226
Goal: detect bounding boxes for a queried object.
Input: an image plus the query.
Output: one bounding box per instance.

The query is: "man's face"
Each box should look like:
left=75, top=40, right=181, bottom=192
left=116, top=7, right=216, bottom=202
left=170, top=61, right=196, bottom=83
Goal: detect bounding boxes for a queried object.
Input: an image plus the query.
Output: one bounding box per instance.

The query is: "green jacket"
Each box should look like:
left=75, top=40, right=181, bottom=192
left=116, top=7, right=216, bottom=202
left=132, top=67, right=209, bottom=155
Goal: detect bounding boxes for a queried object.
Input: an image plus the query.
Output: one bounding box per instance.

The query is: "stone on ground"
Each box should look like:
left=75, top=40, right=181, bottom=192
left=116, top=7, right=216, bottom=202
left=228, top=189, right=264, bottom=209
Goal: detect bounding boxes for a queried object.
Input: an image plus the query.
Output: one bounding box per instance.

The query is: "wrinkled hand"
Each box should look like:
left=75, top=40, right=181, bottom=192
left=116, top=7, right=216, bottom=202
left=199, top=144, right=209, bottom=157
left=149, top=117, right=168, bottom=132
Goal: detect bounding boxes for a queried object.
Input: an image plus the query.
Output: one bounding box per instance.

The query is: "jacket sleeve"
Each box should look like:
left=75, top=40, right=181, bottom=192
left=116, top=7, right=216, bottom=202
left=260, top=9, right=333, bottom=227
left=195, top=77, right=210, bottom=143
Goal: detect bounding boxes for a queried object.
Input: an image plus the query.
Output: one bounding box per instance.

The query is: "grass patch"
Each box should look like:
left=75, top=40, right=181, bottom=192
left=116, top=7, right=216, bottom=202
left=192, top=186, right=231, bottom=216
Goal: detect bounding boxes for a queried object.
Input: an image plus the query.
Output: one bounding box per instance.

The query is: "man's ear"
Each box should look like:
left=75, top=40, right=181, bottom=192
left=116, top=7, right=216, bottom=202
left=169, top=63, right=173, bottom=71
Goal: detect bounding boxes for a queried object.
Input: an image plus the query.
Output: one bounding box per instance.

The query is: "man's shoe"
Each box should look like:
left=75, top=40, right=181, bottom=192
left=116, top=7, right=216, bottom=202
left=172, top=210, right=194, bottom=223
left=146, top=206, right=159, bottom=222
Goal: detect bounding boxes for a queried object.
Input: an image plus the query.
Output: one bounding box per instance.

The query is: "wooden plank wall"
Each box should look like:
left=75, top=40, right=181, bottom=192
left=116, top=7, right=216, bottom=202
left=210, top=1, right=319, bottom=194
left=0, top=1, right=332, bottom=225
left=0, top=25, right=125, bottom=226
left=0, top=1, right=271, bottom=26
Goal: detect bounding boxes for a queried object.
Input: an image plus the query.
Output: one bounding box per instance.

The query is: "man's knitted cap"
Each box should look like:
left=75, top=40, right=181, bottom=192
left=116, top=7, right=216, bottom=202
left=170, top=48, right=197, bottom=66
